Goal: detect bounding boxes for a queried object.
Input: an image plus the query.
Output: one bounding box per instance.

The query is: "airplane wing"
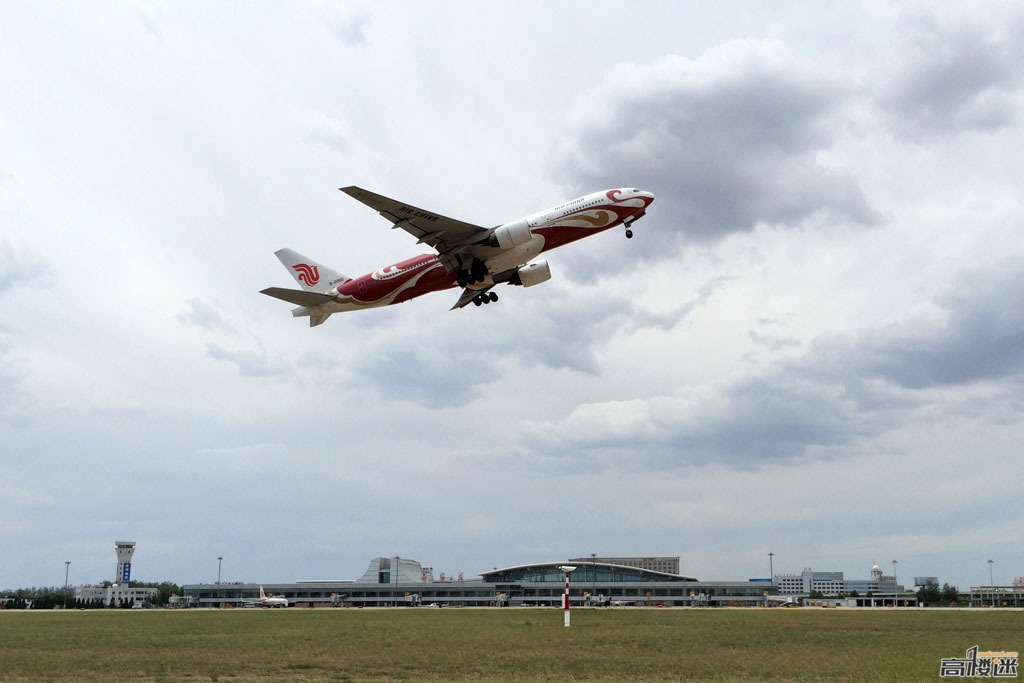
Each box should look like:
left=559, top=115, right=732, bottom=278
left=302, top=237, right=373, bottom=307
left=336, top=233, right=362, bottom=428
left=450, top=287, right=485, bottom=310
left=340, top=186, right=489, bottom=270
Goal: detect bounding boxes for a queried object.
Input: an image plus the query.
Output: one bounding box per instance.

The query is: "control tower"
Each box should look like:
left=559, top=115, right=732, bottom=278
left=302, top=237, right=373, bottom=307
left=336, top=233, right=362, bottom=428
left=115, top=541, right=136, bottom=584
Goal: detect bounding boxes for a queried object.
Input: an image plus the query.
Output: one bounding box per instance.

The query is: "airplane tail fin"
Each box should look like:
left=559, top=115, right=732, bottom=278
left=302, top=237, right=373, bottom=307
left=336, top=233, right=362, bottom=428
left=260, top=586, right=266, bottom=600
left=274, top=248, right=349, bottom=292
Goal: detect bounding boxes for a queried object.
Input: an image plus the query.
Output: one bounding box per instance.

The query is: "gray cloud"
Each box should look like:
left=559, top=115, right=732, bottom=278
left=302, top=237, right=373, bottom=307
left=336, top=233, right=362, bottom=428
left=352, top=337, right=502, bottom=407
left=881, top=9, right=1024, bottom=136
left=0, top=239, right=50, bottom=295
left=206, top=343, right=287, bottom=378
left=134, top=9, right=162, bottom=39
left=530, top=255, right=1024, bottom=471
left=179, top=298, right=234, bottom=332
left=0, top=334, right=30, bottom=428
left=748, top=330, right=800, bottom=352
left=554, top=41, right=880, bottom=255
left=496, top=294, right=629, bottom=375
left=528, top=366, right=886, bottom=472
left=349, top=270, right=735, bottom=412
left=837, top=259, right=1024, bottom=390
left=349, top=292, right=633, bottom=408
left=0, top=240, right=41, bottom=428
left=316, top=4, right=371, bottom=44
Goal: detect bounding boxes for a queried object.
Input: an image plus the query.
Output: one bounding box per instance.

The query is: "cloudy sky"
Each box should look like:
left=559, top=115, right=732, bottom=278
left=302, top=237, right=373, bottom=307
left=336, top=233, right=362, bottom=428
left=2, top=1, right=1023, bottom=592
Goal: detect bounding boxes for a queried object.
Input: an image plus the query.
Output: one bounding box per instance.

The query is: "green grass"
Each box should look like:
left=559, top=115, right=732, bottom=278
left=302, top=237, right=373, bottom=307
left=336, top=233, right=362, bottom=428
left=0, top=608, right=1019, bottom=682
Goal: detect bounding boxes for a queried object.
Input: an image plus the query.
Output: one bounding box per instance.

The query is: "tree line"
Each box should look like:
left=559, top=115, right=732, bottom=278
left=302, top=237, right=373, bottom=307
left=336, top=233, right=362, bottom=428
left=804, top=582, right=963, bottom=605
left=916, top=582, right=963, bottom=606
left=0, top=581, right=182, bottom=609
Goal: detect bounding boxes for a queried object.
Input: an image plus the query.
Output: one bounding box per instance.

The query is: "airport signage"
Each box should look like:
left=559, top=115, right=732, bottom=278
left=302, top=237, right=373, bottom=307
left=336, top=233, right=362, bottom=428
left=121, top=563, right=131, bottom=582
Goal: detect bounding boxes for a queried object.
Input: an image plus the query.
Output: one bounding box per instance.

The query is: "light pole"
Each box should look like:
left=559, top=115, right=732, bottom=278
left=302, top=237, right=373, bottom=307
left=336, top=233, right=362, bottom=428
left=987, top=559, right=994, bottom=607
left=891, top=560, right=898, bottom=607
left=591, top=553, right=596, bottom=605
left=64, top=561, right=70, bottom=609
left=558, top=565, right=576, bottom=627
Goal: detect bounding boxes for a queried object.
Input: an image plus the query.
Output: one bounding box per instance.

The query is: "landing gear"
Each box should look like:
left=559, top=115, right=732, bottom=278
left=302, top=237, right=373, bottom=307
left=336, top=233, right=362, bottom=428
left=472, top=291, right=499, bottom=306
left=457, top=260, right=489, bottom=287
left=458, top=271, right=483, bottom=287
left=624, top=210, right=644, bottom=239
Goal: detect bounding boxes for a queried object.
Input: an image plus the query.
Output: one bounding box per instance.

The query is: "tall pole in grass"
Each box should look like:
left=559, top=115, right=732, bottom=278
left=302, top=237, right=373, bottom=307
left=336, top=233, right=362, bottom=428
left=988, top=559, right=994, bottom=607
left=558, top=566, right=576, bottom=627
left=64, top=561, right=70, bottom=609
left=891, top=560, right=897, bottom=607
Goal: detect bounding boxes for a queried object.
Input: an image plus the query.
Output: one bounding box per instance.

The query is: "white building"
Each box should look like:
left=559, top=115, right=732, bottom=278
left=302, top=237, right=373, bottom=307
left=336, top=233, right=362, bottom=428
left=842, top=564, right=902, bottom=595
left=76, top=584, right=157, bottom=606
left=775, top=565, right=902, bottom=596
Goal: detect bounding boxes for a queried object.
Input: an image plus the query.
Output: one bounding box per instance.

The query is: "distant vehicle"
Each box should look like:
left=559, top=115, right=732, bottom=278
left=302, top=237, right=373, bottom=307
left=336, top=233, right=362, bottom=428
left=242, top=586, right=288, bottom=608
left=262, top=185, right=655, bottom=326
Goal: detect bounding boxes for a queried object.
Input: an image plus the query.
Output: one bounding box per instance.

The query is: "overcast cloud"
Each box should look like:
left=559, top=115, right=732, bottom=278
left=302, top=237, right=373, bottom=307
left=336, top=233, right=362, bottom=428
left=2, top=1, right=1023, bottom=592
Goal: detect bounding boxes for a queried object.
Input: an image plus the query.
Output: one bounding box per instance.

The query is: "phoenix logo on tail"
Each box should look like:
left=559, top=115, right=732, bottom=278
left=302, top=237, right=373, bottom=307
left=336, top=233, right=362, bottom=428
left=262, top=185, right=654, bottom=326
left=291, top=263, right=320, bottom=286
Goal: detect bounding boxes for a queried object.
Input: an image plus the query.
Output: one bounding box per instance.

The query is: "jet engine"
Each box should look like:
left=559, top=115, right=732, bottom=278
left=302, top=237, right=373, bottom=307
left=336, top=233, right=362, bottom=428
left=488, top=220, right=533, bottom=249
left=511, top=260, right=551, bottom=287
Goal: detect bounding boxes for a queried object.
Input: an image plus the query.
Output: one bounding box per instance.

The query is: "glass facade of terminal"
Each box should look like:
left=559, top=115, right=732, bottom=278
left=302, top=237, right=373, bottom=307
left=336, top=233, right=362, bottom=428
left=482, top=563, right=691, bottom=585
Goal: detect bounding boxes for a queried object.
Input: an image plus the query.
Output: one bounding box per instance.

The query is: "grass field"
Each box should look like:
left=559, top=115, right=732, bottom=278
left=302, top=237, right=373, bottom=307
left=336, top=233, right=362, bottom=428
left=0, top=608, right=1019, bottom=682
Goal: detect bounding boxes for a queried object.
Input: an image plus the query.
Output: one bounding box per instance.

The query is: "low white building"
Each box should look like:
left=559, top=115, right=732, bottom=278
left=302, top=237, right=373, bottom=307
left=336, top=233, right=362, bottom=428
left=75, top=584, right=157, bottom=607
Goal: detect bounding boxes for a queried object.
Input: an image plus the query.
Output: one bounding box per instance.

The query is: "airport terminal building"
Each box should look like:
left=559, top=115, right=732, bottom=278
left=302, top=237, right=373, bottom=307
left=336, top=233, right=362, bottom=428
left=774, top=565, right=905, bottom=596
left=182, top=556, right=774, bottom=608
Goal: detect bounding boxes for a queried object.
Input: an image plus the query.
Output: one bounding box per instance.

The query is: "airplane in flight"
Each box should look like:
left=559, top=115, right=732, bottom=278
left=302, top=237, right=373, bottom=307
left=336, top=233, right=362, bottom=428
left=261, top=186, right=655, bottom=326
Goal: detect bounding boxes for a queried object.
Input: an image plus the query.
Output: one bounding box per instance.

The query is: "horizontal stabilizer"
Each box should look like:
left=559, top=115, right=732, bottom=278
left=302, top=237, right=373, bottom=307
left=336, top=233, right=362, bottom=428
left=260, top=287, right=336, bottom=307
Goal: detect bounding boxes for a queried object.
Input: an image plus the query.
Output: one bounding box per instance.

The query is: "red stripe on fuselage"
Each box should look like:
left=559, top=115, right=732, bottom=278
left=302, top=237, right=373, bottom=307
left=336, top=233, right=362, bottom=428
left=390, top=259, right=457, bottom=304
left=337, top=254, right=456, bottom=305
left=534, top=202, right=643, bottom=252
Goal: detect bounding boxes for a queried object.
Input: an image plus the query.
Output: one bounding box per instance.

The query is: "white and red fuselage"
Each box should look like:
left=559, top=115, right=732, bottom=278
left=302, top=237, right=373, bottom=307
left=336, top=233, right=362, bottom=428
left=262, top=187, right=654, bottom=325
